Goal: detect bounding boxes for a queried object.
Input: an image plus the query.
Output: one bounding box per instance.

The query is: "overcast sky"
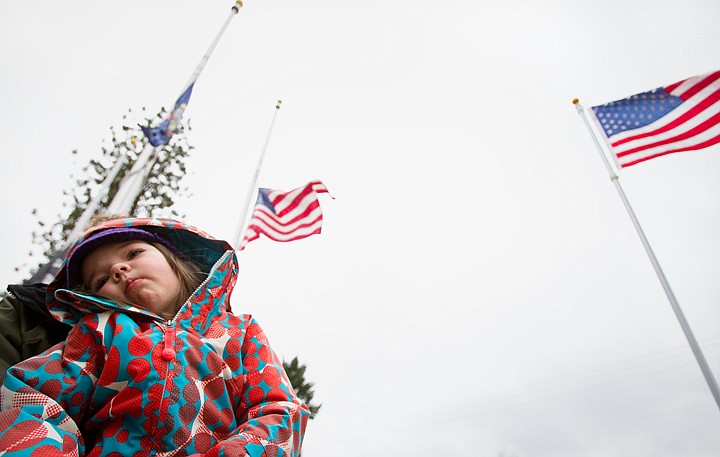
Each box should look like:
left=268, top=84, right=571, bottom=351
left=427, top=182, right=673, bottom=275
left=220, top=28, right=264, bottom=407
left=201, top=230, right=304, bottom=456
left=1, top=1, right=719, bottom=456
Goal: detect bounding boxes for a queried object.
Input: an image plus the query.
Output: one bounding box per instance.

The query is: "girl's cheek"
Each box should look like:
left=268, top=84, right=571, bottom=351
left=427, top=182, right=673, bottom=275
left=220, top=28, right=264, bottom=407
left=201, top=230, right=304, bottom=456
left=98, top=285, right=115, bottom=299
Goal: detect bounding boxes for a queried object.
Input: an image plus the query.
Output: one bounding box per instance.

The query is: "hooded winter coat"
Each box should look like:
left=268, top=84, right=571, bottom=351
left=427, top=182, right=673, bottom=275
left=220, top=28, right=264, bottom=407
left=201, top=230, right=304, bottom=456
left=0, top=218, right=310, bottom=457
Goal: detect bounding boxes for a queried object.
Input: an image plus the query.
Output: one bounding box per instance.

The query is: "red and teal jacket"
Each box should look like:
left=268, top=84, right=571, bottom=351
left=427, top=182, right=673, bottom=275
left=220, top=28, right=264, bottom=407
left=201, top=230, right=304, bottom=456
left=0, top=218, right=310, bottom=457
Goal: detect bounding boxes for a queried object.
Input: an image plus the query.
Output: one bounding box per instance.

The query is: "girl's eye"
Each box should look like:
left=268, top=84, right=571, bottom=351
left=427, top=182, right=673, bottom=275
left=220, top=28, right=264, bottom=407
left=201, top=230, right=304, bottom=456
left=128, top=248, right=144, bottom=259
left=94, top=276, right=108, bottom=291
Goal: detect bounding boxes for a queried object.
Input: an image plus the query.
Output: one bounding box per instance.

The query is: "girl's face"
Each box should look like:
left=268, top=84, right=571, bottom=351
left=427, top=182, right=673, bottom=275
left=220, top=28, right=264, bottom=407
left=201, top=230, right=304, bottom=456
left=80, top=240, right=182, bottom=320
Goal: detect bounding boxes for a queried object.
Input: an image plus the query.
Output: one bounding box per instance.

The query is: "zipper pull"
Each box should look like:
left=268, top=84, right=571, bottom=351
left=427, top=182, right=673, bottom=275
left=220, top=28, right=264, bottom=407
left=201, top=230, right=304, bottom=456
left=161, top=325, right=176, bottom=361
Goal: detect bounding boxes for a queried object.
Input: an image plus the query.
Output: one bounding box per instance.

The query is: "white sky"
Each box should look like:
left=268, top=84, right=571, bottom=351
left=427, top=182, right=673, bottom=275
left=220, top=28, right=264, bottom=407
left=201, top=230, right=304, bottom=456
left=1, top=1, right=719, bottom=456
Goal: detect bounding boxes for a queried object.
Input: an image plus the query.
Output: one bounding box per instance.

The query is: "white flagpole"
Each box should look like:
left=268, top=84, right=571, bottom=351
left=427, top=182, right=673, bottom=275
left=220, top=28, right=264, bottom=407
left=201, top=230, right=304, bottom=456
left=106, top=143, right=158, bottom=215
left=573, top=99, right=720, bottom=412
left=232, top=100, right=282, bottom=249
left=108, top=0, right=246, bottom=216
left=183, top=0, right=243, bottom=91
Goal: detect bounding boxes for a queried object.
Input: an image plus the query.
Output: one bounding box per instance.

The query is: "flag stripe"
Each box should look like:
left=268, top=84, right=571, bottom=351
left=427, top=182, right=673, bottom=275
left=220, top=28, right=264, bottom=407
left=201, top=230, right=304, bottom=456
left=242, top=227, right=322, bottom=247
left=246, top=217, right=323, bottom=241
left=663, top=78, right=687, bottom=94
left=268, top=194, right=322, bottom=227
left=250, top=206, right=322, bottom=234
left=270, top=181, right=328, bottom=205
left=672, top=70, right=720, bottom=100
left=615, top=123, right=720, bottom=165
left=271, top=185, right=317, bottom=218
left=621, top=132, right=720, bottom=167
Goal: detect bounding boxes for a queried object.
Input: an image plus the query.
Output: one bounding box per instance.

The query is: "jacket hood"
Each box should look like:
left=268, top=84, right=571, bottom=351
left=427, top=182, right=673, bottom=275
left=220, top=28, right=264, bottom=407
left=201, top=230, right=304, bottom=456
left=46, top=217, right=237, bottom=326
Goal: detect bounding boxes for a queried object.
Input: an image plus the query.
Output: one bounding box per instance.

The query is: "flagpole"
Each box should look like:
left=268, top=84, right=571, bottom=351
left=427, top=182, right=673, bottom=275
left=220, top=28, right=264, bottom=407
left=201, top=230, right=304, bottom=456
left=109, top=0, right=246, bottom=214
left=106, top=142, right=158, bottom=215
left=232, top=100, right=282, bottom=249
left=573, top=99, right=720, bottom=412
left=183, top=0, right=244, bottom=90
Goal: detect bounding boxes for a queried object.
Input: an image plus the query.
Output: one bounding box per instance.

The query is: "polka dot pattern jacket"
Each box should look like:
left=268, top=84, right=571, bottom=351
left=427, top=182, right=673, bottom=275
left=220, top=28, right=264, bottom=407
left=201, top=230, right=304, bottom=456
left=0, top=218, right=310, bottom=457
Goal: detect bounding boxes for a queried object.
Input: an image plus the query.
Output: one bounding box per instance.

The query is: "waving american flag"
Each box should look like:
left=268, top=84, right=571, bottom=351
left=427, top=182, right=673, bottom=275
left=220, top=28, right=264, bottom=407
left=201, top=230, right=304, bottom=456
left=590, top=70, right=720, bottom=168
left=240, top=180, right=332, bottom=250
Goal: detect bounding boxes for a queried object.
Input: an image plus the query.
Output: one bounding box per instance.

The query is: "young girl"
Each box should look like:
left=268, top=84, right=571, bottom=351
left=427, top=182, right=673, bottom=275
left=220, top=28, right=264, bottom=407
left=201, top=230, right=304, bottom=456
left=0, top=217, right=310, bottom=457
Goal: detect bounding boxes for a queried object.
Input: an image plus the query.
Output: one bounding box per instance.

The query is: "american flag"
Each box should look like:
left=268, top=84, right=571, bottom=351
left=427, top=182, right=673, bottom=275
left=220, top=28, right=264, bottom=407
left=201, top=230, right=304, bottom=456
left=590, top=70, right=720, bottom=168
left=240, top=180, right=332, bottom=250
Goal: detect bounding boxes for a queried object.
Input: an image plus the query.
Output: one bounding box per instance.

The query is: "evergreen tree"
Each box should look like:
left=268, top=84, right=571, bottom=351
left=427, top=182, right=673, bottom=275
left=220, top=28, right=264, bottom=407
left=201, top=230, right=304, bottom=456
left=283, top=356, right=322, bottom=419
left=20, top=107, right=193, bottom=280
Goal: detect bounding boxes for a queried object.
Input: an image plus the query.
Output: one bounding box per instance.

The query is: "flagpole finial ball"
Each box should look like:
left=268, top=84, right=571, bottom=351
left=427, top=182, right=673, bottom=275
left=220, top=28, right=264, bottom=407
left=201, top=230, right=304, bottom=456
left=572, top=98, right=579, bottom=105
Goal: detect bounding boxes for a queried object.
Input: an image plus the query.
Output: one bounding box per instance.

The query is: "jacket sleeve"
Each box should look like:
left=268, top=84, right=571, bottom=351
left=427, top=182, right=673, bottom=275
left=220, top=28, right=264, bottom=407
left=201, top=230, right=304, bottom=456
left=0, top=291, right=70, bottom=386
left=204, top=317, right=311, bottom=457
left=0, top=295, right=25, bottom=385
left=0, top=318, right=106, bottom=456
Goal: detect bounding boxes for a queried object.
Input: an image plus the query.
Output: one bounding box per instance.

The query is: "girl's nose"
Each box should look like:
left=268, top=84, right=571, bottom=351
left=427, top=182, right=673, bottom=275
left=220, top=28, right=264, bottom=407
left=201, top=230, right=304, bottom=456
left=111, top=263, right=130, bottom=279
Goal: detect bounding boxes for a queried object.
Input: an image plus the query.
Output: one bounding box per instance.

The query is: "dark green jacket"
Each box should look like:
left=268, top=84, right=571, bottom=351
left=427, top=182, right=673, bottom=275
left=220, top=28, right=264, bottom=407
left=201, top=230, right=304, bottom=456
left=0, top=284, right=70, bottom=385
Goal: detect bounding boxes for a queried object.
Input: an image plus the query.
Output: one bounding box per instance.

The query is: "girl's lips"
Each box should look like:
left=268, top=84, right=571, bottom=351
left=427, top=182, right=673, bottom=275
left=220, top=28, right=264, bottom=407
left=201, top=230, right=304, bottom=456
left=125, top=278, right=143, bottom=292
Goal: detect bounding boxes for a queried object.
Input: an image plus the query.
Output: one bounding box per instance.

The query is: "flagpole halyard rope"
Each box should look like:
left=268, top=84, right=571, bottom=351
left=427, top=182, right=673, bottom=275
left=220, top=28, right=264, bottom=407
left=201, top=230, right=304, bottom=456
left=233, top=101, right=282, bottom=249
left=574, top=99, right=720, bottom=413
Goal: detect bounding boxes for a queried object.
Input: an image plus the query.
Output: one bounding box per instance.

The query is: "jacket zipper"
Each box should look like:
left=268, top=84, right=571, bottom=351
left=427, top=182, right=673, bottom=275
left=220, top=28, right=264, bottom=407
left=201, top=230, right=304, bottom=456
left=160, top=325, right=177, bottom=361
left=151, top=252, right=231, bottom=451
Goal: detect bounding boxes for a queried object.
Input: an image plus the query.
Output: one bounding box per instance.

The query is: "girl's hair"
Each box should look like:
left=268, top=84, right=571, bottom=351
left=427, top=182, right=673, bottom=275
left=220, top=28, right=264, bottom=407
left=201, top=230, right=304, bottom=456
left=149, top=241, right=205, bottom=310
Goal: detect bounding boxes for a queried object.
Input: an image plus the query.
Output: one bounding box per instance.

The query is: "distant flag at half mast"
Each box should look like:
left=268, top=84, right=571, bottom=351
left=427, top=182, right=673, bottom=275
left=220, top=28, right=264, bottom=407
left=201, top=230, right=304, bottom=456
left=140, top=83, right=194, bottom=147
left=240, top=180, right=333, bottom=250
left=138, top=2, right=244, bottom=147
left=590, top=70, right=720, bottom=168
